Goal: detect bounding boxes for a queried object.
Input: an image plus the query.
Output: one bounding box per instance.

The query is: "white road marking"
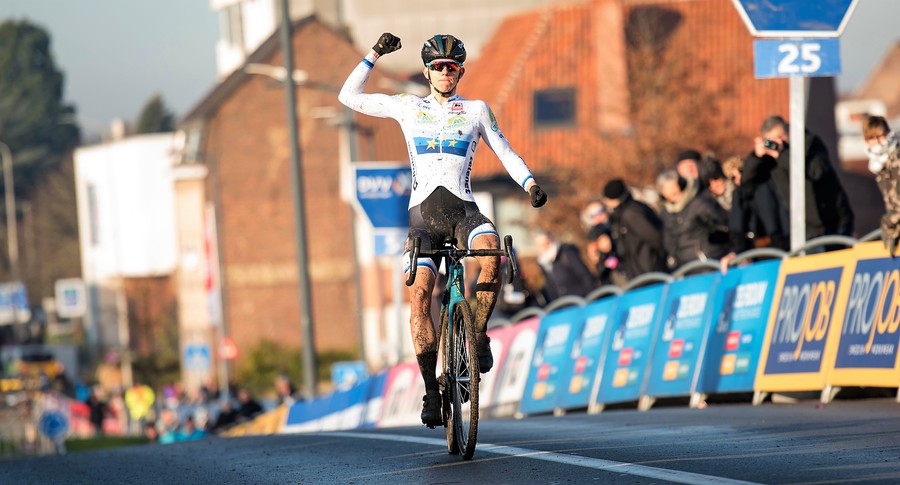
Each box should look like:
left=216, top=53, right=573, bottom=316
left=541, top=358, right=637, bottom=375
left=323, top=431, right=761, bottom=485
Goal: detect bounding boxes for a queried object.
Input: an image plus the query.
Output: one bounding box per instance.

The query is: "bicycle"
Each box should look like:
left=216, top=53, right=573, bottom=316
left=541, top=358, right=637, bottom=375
left=405, top=234, right=518, bottom=460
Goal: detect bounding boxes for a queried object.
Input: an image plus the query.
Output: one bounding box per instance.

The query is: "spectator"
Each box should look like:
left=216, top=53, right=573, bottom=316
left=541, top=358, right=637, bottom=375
left=534, top=229, right=596, bottom=302
left=158, top=408, right=180, bottom=444
left=212, top=399, right=239, bottom=432
left=86, top=386, right=108, bottom=436
left=700, top=156, right=734, bottom=211
left=176, top=416, right=207, bottom=442
left=586, top=223, right=625, bottom=287
left=863, top=115, right=900, bottom=253
left=237, top=388, right=263, bottom=421
left=657, top=170, right=730, bottom=271
left=144, top=421, right=159, bottom=443
left=675, top=149, right=703, bottom=182
left=745, top=115, right=854, bottom=245
left=719, top=155, right=788, bottom=271
left=274, top=374, right=300, bottom=405
left=580, top=199, right=609, bottom=229
left=602, top=178, right=666, bottom=279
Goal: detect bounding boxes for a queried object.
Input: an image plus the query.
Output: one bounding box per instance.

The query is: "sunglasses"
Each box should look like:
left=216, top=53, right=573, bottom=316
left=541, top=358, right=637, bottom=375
left=427, top=60, right=462, bottom=72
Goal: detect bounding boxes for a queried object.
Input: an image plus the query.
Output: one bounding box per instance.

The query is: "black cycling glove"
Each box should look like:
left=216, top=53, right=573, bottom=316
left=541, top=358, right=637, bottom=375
left=529, top=185, right=547, bottom=208
left=372, top=33, right=401, bottom=56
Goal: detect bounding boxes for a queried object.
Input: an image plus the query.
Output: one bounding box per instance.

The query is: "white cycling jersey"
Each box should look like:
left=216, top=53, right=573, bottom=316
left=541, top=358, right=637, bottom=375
left=338, top=53, right=535, bottom=208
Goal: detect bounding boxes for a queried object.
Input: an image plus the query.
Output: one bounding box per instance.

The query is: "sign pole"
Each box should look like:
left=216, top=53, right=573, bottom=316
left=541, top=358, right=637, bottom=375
left=789, top=75, right=806, bottom=251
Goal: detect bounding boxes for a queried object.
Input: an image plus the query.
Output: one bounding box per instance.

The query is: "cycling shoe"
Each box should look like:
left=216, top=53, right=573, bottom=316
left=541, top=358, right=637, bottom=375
left=421, top=389, right=442, bottom=428
left=477, top=333, right=493, bottom=373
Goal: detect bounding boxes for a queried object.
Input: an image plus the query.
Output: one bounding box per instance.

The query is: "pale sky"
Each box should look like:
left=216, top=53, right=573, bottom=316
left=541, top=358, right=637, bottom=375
left=1, top=0, right=897, bottom=136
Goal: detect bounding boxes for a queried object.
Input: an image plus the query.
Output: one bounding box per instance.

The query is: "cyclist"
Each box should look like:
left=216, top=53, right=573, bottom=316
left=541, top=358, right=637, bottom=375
left=339, top=33, right=547, bottom=427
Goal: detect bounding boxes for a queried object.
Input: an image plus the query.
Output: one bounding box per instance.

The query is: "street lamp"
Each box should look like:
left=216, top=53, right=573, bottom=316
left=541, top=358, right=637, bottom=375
left=279, top=0, right=316, bottom=397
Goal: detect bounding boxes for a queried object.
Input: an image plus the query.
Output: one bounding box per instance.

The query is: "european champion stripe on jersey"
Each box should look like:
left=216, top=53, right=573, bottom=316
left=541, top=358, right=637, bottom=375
left=413, top=137, right=472, bottom=157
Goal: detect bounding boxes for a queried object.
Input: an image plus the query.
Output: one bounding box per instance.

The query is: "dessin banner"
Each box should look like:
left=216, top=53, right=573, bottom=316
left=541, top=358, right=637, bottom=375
left=556, top=296, right=618, bottom=411
left=519, top=305, right=586, bottom=416
left=700, top=260, right=781, bottom=395
left=594, top=283, right=666, bottom=406
left=644, top=272, right=720, bottom=400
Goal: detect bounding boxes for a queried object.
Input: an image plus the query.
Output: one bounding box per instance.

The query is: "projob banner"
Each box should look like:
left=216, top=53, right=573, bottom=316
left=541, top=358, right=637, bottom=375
left=699, top=259, right=781, bottom=396
left=555, top=296, right=619, bottom=411
left=593, top=283, right=666, bottom=407
left=644, top=272, right=720, bottom=402
left=828, top=242, right=900, bottom=388
left=519, top=305, right=585, bottom=416
left=755, top=248, right=854, bottom=392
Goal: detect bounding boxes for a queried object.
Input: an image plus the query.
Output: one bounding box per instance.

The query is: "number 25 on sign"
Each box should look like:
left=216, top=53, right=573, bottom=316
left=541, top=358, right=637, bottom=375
left=753, top=38, right=841, bottom=79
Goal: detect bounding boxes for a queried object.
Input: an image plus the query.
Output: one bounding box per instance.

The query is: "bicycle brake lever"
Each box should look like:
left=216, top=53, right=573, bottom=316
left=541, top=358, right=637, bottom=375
left=504, top=235, right=517, bottom=284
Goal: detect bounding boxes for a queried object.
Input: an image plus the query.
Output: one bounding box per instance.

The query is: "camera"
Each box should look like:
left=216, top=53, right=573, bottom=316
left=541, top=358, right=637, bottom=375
left=763, top=139, right=780, bottom=151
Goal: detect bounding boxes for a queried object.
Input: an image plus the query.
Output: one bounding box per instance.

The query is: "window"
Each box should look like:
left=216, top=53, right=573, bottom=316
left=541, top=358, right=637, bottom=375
left=220, top=4, right=244, bottom=48
left=533, top=88, right=576, bottom=128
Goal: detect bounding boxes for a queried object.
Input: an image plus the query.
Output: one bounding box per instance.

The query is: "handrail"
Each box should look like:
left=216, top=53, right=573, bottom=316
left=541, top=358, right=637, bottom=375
left=544, top=295, right=586, bottom=313
left=585, top=285, right=623, bottom=302
left=787, top=235, right=858, bottom=257
left=671, top=259, right=721, bottom=278
left=859, top=229, right=882, bottom=243
left=730, top=247, right=788, bottom=266
left=623, top=272, right=673, bottom=291
left=509, top=306, right=546, bottom=323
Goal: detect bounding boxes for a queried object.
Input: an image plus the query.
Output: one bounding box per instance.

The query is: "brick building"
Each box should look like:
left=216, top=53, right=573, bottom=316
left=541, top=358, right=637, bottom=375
left=180, top=17, right=408, bottom=378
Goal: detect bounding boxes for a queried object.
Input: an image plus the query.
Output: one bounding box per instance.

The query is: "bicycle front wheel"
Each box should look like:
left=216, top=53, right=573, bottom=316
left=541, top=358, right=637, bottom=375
left=447, top=299, right=479, bottom=460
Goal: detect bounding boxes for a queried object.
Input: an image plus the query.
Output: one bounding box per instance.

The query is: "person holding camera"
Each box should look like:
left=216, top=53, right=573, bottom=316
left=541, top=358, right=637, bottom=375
left=743, top=115, right=854, bottom=248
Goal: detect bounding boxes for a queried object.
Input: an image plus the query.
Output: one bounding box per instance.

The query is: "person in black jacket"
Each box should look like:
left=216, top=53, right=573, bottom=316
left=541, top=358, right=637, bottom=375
left=534, top=230, right=596, bottom=302
left=744, top=115, right=854, bottom=245
left=602, top=179, right=666, bottom=280
left=657, top=170, right=730, bottom=271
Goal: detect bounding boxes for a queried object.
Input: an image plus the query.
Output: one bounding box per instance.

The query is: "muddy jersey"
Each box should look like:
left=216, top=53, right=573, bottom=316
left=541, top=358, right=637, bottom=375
left=338, top=54, right=535, bottom=208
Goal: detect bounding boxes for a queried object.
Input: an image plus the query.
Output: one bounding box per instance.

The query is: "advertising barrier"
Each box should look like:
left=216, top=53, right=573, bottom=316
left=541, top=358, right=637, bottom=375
left=755, top=248, right=854, bottom=398
left=376, top=361, right=425, bottom=428
left=593, top=283, right=666, bottom=410
left=282, top=376, right=380, bottom=433
left=826, top=242, right=900, bottom=393
left=557, top=296, right=618, bottom=413
left=642, top=272, right=720, bottom=409
left=269, top=238, right=900, bottom=438
left=486, top=316, right=540, bottom=418
left=519, top=304, right=585, bottom=416
left=699, top=260, right=781, bottom=400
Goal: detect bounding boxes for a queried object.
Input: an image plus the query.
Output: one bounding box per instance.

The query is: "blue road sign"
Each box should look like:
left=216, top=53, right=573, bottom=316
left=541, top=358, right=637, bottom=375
left=184, top=343, right=211, bottom=372
left=374, top=230, right=406, bottom=257
left=354, top=165, right=412, bottom=229
left=732, top=0, right=859, bottom=38
left=39, top=411, right=69, bottom=440
left=754, top=38, right=841, bottom=78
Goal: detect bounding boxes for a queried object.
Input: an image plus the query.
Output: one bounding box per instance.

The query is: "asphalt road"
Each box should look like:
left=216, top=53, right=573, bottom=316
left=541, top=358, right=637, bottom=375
left=3, top=397, right=900, bottom=484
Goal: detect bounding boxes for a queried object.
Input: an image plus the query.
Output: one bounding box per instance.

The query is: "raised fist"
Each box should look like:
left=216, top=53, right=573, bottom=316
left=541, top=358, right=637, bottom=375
left=529, top=185, right=548, bottom=208
left=373, top=33, right=401, bottom=56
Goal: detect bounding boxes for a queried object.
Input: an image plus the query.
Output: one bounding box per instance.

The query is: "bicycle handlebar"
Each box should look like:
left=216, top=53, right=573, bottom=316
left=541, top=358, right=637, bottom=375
left=405, top=235, right=518, bottom=286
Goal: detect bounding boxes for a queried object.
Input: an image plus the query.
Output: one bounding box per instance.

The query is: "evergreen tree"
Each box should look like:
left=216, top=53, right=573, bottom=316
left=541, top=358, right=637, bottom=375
left=0, top=20, right=80, bottom=192
left=135, top=94, right=175, bottom=134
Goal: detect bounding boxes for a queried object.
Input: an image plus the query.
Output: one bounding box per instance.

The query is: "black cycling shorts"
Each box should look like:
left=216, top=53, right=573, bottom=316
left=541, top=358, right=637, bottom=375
left=403, top=186, right=498, bottom=275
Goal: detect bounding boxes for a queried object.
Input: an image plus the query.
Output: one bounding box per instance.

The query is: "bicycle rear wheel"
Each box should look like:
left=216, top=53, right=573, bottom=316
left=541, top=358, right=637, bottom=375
left=446, top=299, right=479, bottom=460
